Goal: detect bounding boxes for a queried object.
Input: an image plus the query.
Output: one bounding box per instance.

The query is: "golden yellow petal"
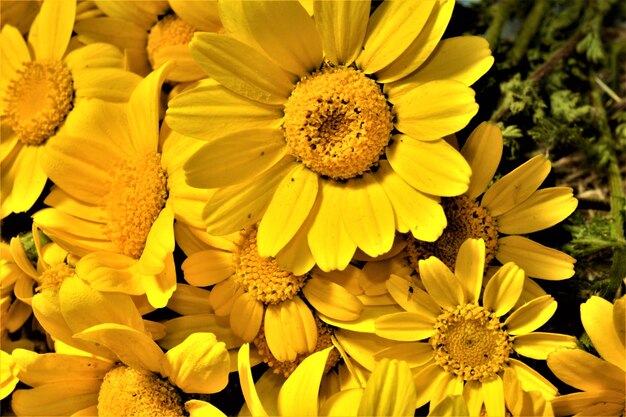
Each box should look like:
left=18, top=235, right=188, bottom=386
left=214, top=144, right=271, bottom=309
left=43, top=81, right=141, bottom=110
left=275, top=214, right=316, bottom=276
left=547, top=348, right=625, bottom=393
left=185, top=400, right=228, bottom=417
left=481, top=375, right=505, bottom=417
left=375, top=311, right=436, bottom=342
left=496, top=235, right=576, bottom=280
left=454, top=238, right=485, bottom=304
left=264, top=297, right=317, bottom=361
left=302, top=277, right=363, bottom=321
left=358, top=359, right=417, bottom=417
left=374, top=341, right=433, bottom=368
left=170, top=0, right=220, bottom=31
left=11, top=381, right=100, bottom=416
left=413, top=363, right=447, bottom=409
left=209, top=279, right=244, bottom=317
left=229, top=292, right=264, bottom=342
left=482, top=262, right=525, bottom=317
left=166, top=284, right=213, bottom=316
left=513, top=332, right=578, bottom=359
left=0, top=24, right=30, bottom=82
left=460, top=122, right=503, bottom=200
left=160, top=314, right=241, bottom=351
left=418, top=256, right=464, bottom=310
left=463, top=380, right=483, bottom=417
left=614, top=296, right=625, bottom=348
left=504, top=295, right=557, bottom=335
left=237, top=344, right=269, bottom=417
left=63, top=42, right=124, bottom=71
left=29, top=0, right=75, bottom=60
left=322, top=305, right=403, bottom=334
left=335, top=329, right=399, bottom=372
left=507, top=359, right=558, bottom=399
left=581, top=296, right=625, bottom=370
left=385, top=274, right=440, bottom=320
left=182, top=249, right=234, bottom=287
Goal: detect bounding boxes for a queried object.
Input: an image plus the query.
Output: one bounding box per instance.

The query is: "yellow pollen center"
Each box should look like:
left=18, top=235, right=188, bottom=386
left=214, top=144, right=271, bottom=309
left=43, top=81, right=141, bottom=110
left=406, top=196, right=499, bottom=270
left=283, top=66, right=393, bottom=180
left=97, top=366, right=185, bottom=417
left=233, top=226, right=306, bottom=305
left=431, top=304, right=512, bottom=381
left=146, top=14, right=196, bottom=68
left=103, top=153, right=168, bottom=259
left=253, top=316, right=340, bottom=377
left=5, top=60, right=74, bottom=146
left=36, top=263, right=74, bottom=293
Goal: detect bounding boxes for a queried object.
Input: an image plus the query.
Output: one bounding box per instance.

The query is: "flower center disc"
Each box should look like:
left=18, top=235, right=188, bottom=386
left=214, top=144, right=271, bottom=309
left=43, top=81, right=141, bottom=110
left=103, top=153, right=168, bottom=259
left=98, top=366, right=185, bottom=417
left=37, top=263, right=74, bottom=293
left=233, top=226, right=306, bottom=305
left=5, top=60, right=73, bottom=146
left=406, top=196, right=499, bottom=270
left=146, top=14, right=195, bottom=68
left=431, top=304, right=512, bottom=381
left=283, top=66, right=393, bottom=180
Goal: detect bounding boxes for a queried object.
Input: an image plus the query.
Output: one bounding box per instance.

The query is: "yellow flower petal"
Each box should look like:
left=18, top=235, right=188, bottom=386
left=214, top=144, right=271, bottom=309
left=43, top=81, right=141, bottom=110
left=185, top=128, right=287, bottom=189
left=430, top=395, right=469, bottom=417
left=277, top=347, right=333, bottom=416
left=264, top=297, right=317, bottom=361
left=385, top=274, right=440, bottom=320
left=185, top=400, right=227, bottom=417
left=481, top=375, right=505, bottom=417
left=504, top=295, right=557, bottom=335
left=307, top=181, right=357, bottom=272
left=74, top=323, right=164, bottom=373
left=75, top=252, right=143, bottom=296
left=581, top=296, right=625, bottom=369
left=320, top=389, right=362, bottom=417
left=454, top=238, right=485, bottom=304
left=341, top=173, right=395, bottom=258
left=139, top=204, right=175, bottom=276
left=29, top=0, right=75, bottom=60
left=374, top=161, right=446, bottom=242
left=548, top=348, right=625, bottom=393
left=335, top=329, right=399, bottom=371
left=303, top=276, right=363, bottom=321
left=11, top=380, right=100, bottom=416
left=431, top=372, right=464, bottom=412
left=74, top=17, right=147, bottom=50
left=229, top=292, right=263, bottom=342
left=4, top=144, right=47, bottom=214
left=182, top=249, right=234, bottom=287
left=508, top=359, right=558, bottom=399
left=219, top=0, right=322, bottom=77
left=393, top=81, right=478, bottom=142
left=513, top=332, right=577, bottom=359
left=63, top=42, right=125, bottom=71
left=551, top=391, right=625, bottom=417
left=257, top=163, right=319, bottom=257
left=413, top=363, right=447, bottom=409
left=481, top=155, right=551, bottom=217
left=614, top=296, right=625, bottom=348
left=496, top=236, right=576, bottom=280
left=160, top=314, right=241, bottom=351
left=166, top=284, right=213, bottom=316
left=460, top=122, right=503, bottom=200
left=1, top=25, right=30, bottom=80
left=313, top=0, right=368, bottom=65
left=483, top=262, right=525, bottom=317
left=358, top=359, right=417, bottom=416
left=72, top=67, right=142, bottom=103
left=418, top=256, right=464, bottom=310
left=374, top=342, right=434, bottom=368
left=275, top=215, right=316, bottom=275
left=356, top=1, right=435, bottom=75
left=497, top=187, right=578, bottom=234
left=161, top=333, right=230, bottom=394
left=166, top=79, right=282, bottom=141
left=237, top=343, right=269, bottom=417
left=387, top=135, right=471, bottom=197
left=463, top=380, right=483, bottom=417
left=375, top=311, right=436, bottom=342
left=0, top=350, right=19, bottom=400
left=385, top=35, right=493, bottom=96
left=209, top=279, right=244, bottom=317
left=374, top=0, right=455, bottom=83
left=43, top=188, right=107, bottom=223
left=203, top=157, right=294, bottom=235
left=170, top=0, right=220, bottom=32
left=190, top=32, right=295, bottom=105
left=152, top=45, right=206, bottom=83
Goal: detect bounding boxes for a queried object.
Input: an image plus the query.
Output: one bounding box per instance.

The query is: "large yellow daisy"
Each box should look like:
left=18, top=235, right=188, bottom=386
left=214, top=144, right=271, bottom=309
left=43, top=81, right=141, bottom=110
left=166, top=0, right=494, bottom=273
left=547, top=296, right=625, bottom=416
left=74, top=0, right=221, bottom=82
left=30, top=65, right=204, bottom=308
left=372, top=238, right=577, bottom=415
left=0, top=0, right=142, bottom=218
left=405, top=122, right=578, bottom=281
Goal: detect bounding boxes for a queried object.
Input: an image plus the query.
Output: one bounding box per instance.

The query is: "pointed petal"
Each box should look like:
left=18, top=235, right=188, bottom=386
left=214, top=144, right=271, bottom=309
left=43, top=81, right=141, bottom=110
left=166, top=284, right=213, bottom=316
left=374, top=161, right=446, bottom=241
left=374, top=341, right=434, bottom=368
left=190, top=32, right=295, bottom=105
left=551, top=391, right=625, bottom=417
left=496, top=236, right=576, bottom=280
left=184, top=128, right=287, bottom=189
left=504, top=295, right=557, bottom=335
left=418, top=256, right=464, bottom=309
left=1, top=25, right=30, bottom=81
left=547, top=348, right=625, bottom=392
left=497, top=187, right=578, bottom=234
left=139, top=205, right=175, bottom=276
left=161, top=332, right=230, bottom=394
left=393, top=81, right=478, bottom=141
left=258, top=163, right=319, bottom=257
left=166, top=79, right=282, bottom=141
left=483, top=262, right=525, bottom=317
left=303, top=277, right=363, bottom=321
left=482, top=375, right=505, bottom=417
left=463, top=380, right=483, bottom=417
left=313, top=0, right=369, bottom=65
left=460, top=122, right=503, bottom=200
left=29, top=0, right=75, bottom=60
left=454, top=238, right=485, bottom=304
left=341, top=174, right=395, bottom=258
left=375, top=311, right=436, bottom=341
left=513, top=332, right=578, bottom=359
left=581, top=296, right=625, bottom=369
left=481, top=155, right=551, bottom=217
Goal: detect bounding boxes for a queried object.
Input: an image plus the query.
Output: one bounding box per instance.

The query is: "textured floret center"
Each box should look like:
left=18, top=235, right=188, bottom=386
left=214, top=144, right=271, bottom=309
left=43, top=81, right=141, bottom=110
left=431, top=304, right=512, bottom=381
left=98, top=366, right=185, bottom=417
left=36, top=263, right=74, bottom=293
left=283, top=66, right=393, bottom=180
left=5, top=60, right=74, bottom=146
left=103, top=153, right=168, bottom=259
left=232, top=225, right=306, bottom=305
left=147, top=14, right=196, bottom=68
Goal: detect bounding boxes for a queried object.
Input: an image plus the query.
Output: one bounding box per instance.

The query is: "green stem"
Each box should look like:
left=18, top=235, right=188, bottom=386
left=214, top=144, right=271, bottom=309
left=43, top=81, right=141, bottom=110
left=507, top=0, right=549, bottom=65
left=590, top=80, right=626, bottom=300
left=484, top=0, right=515, bottom=51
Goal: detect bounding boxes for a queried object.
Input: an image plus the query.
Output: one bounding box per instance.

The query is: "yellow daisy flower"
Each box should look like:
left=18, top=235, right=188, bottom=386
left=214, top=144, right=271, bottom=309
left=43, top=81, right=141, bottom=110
left=0, top=0, right=142, bottom=218
left=74, top=0, right=221, bottom=82
left=182, top=223, right=364, bottom=375
left=238, top=343, right=417, bottom=417
left=372, top=238, right=577, bottom=415
left=11, top=330, right=230, bottom=416
left=166, top=0, right=494, bottom=273
left=547, top=296, right=625, bottom=416
left=405, top=122, right=578, bottom=281
left=30, top=65, right=205, bottom=308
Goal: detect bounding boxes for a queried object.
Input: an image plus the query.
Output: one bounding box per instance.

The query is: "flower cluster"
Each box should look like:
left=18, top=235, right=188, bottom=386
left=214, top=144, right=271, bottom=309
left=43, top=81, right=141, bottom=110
left=1, top=1, right=623, bottom=417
